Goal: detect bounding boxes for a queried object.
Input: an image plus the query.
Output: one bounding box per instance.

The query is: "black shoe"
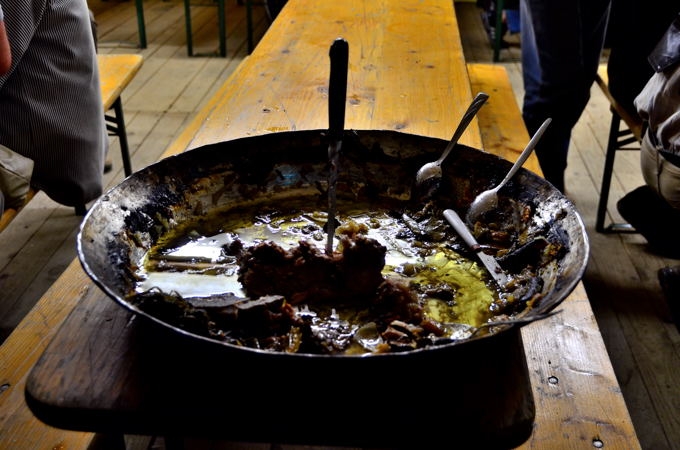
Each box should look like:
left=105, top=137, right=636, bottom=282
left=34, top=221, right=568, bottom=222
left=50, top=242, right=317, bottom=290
left=659, top=265, right=680, bottom=333
left=617, top=185, right=680, bottom=258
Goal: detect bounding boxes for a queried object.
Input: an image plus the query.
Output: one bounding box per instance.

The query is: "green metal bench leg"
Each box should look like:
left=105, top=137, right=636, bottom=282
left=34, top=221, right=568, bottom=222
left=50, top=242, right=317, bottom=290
left=184, top=0, right=226, bottom=57
left=493, top=0, right=504, bottom=62
left=184, top=0, right=194, bottom=56
left=135, top=0, right=147, bottom=48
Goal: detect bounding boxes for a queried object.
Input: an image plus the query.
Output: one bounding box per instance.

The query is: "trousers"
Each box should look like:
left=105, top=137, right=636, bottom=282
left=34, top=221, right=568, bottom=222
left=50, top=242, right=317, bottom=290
left=520, top=0, right=611, bottom=191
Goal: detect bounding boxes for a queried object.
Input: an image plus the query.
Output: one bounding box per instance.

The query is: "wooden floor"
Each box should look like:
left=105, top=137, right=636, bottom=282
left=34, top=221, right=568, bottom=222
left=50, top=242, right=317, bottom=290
left=1, top=1, right=678, bottom=449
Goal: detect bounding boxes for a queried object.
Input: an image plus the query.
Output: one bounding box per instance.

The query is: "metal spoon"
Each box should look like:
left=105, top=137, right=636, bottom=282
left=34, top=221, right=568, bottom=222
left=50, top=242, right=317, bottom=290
left=465, top=118, right=552, bottom=226
left=415, top=92, right=489, bottom=189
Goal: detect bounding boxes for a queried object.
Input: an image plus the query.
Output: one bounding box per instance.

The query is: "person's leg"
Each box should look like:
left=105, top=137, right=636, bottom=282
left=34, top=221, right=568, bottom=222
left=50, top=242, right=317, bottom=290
left=505, top=9, right=520, bottom=34
left=0, top=0, right=107, bottom=206
left=640, top=131, right=680, bottom=209
left=656, top=155, right=680, bottom=209
left=520, top=0, right=611, bottom=192
left=619, top=135, right=680, bottom=256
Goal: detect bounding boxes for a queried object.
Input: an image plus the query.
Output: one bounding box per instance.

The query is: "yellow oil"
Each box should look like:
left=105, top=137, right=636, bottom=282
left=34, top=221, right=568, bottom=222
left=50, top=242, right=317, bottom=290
left=137, top=201, right=502, bottom=330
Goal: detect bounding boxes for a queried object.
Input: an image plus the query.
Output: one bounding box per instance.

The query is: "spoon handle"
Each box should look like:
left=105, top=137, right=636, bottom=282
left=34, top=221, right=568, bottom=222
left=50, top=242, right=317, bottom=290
left=494, top=117, right=552, bottom=191
left=436, top=92, right=489, bottom=165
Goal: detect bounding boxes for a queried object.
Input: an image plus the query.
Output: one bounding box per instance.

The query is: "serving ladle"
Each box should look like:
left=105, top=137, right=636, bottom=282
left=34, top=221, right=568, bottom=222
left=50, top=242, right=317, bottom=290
left=465, top=117, right=552, bottom=226
left=415, top=92, right=490, bottom=190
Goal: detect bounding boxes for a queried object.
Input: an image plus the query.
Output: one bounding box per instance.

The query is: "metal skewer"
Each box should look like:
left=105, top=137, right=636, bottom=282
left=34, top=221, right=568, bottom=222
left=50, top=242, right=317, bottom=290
left=325, top=37, right=349, bottom=255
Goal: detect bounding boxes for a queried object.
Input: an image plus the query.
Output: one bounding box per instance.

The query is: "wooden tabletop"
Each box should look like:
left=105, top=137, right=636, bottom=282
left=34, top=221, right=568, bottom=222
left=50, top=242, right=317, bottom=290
left=21, top=0, right=640, bottom=448
left=174, top=0, right=483, bottom=151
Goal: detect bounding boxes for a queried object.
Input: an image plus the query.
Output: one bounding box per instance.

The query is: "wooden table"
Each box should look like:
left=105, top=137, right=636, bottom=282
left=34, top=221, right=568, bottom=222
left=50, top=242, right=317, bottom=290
left=21, top=1, right=640, bottom=448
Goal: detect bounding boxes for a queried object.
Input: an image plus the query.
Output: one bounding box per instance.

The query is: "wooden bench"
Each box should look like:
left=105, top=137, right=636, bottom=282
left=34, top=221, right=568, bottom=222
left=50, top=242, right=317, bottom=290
left=0, top=53, right=143, bottom=232
left=0, top=63, right=638, bottom=449
left=594, top=63, right=645, bottom=233
left=468, top=63, right=532, bottom=163
left=99, top=53, right=144, bottom=180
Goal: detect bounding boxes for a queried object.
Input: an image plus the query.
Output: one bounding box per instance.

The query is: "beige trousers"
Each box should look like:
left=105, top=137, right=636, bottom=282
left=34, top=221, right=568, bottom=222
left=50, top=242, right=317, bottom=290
left=641, top=131, right=680, bottom=210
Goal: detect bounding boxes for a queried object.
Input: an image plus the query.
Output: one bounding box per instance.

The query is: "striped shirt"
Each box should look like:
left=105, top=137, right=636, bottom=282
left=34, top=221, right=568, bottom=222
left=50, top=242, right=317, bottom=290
left=0, top=0, right=106, bottom=207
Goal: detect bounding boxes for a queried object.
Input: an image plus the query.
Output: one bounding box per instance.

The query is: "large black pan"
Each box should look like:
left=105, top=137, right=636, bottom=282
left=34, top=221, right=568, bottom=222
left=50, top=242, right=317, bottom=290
left=77, top=129, right=589, bottom=448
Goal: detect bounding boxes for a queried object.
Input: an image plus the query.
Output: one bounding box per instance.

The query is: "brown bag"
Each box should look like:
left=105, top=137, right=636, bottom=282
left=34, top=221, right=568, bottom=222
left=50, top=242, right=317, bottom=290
left=0, top=144, right=34, bottom=210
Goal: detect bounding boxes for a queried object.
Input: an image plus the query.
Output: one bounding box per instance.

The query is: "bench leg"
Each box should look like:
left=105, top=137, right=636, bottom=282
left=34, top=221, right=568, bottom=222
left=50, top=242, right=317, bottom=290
left=184, top=0, right=227, bottom=57
left=104, top=97, right=132, bottom=177
left=184, top=0, right=194, bottom=56
left=113, top=97, right=133, bottom=177
left=493, top=0, right=505, bottom=62
left=105, top=97, right=134, bottom=178
left=595, top=114, right=619, bottom=232
left=135, top=0, right=147, bottom=48
left=596, top=111, right=637, bottom=233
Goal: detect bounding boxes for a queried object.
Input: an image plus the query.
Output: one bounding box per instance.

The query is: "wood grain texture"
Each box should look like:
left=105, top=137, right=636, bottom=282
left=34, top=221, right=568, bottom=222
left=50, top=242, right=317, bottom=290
left=98, top=54, right=144, bottom=110
left=467, top=63, right=533, bottom=168
left=0, top=260, right=96, bottom=449
left=181, top=0, right=484, bottom=151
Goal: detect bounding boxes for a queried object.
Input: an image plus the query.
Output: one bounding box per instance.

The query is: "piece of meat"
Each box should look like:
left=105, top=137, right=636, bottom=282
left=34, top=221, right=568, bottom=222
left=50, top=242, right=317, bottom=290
left=238, top=236, right=387, bottom=304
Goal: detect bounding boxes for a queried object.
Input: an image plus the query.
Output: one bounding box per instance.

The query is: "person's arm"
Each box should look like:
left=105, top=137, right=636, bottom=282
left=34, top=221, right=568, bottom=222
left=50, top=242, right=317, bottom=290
left=0, top=4, right=12, bottom=75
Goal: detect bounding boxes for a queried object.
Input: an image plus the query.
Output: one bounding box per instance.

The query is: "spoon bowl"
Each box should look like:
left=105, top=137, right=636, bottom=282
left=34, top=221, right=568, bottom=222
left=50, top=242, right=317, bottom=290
left=466, top=118, right=552, bottom=226
left=415, top=92, right=489, bottom=189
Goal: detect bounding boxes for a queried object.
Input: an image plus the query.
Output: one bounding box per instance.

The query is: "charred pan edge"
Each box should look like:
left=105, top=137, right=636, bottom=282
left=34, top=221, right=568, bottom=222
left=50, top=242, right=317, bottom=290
left=77, top=129, right=589, bottom=356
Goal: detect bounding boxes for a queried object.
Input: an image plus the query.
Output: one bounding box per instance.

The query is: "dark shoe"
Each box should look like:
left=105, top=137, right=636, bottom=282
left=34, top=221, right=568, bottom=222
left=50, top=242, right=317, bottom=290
left=104, top=158, right=113, bottom=174
left=659, top=266, right=680, bottom=333
left=617, top=185, right=680, bottom=258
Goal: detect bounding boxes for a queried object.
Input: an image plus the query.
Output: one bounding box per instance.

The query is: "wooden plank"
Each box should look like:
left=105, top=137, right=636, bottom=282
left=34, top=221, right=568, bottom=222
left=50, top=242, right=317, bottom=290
left=0, top=259, right=96, bottom=449
left=95, top=0, right=185, bottom=49
left=0, top=190, right=35, bottom=234
left=181, top=0, right=483, bottom=151
left=467, top=63, right=533, bottom=167
left=98, top=54, right=144, bottom=110
left=169, top=55, right=246, bottom=113
left=0, top=201, right=81, bottom=341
